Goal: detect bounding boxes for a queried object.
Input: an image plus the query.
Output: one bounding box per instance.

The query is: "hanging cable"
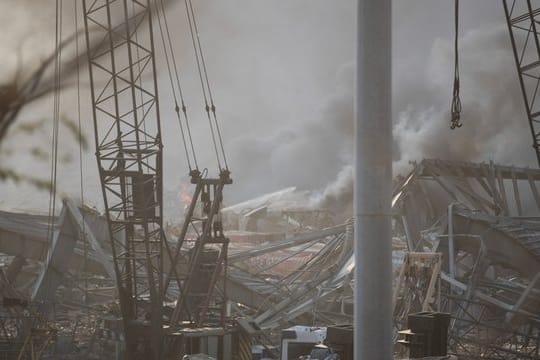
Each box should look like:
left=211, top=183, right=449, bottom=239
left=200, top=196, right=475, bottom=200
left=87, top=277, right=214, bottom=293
left=43, top=0, right=63, bottom=307
left=158, top=0, right=199, bottom=172
left=155, top=0, right=198, bottom=172
left=450, top=0, right=462, bottom=129
left=131, top=1, right=150, bottom=149
left=186, top=0, right=229, bottom=171
left=47, top=0, right=63, bottom=248
left=74, top=0, right=89, bottom=301
left=184, top=0, right=224, bottom=171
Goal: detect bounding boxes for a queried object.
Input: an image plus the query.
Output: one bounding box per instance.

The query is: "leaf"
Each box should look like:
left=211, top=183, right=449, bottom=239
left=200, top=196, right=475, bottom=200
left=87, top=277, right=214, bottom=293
left=30, top=147, right=49, bottom=160
left=60, top=115, right=89, bottom=150
left=0, top=167, right=51, bottom=191
left=28, top=177, right=52, bottom=191
left=0, top=168, right=21, bottom=182
left=13, top=118, right=46, bottom=134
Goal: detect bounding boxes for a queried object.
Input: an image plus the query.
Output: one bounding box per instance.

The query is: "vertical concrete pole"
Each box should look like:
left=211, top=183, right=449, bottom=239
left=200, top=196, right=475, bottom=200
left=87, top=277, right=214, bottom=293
left=355, top=0, right=392, bottom=359
left=448, top=203, right=457, bottom=279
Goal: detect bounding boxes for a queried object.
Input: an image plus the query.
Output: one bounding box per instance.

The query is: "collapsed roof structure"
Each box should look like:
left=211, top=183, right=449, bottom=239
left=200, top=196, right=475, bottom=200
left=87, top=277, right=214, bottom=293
left=392, top=159, right=540, bottom=359
left=0, top=159, right=538, bottom=359
left=227, top=159, right=540, bottom=359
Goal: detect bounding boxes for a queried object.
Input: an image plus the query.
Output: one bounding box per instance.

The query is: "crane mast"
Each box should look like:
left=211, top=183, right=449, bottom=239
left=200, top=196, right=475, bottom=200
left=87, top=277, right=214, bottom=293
left=81, top=1, right=164, bottom=358
left=503, top=0, right=540, bottom=167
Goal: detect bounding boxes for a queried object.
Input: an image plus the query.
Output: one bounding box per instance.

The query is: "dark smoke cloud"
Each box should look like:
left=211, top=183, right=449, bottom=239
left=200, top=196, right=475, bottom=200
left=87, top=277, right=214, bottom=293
left=312, top=24, right=536, bottom=217
left=393, top=24, right=534, bottom=173
left=157, top=1, right=356, bottom=209
left=226, top=62, right=354, bottom=203
left=2, top=2, right=534, bottom=223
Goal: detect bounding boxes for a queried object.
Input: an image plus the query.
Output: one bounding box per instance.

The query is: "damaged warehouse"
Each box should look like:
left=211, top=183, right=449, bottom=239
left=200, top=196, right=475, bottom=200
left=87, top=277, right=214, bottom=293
left=0, top=159, right=539, bottom=358
left=0, top=0, right=540, bottom=359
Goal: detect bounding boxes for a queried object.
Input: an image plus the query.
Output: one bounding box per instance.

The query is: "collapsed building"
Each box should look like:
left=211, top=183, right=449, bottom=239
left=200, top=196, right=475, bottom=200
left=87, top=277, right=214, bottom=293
left=0, top=159, right=538, bottom=359
left=393, top=159, right=540, bottom=359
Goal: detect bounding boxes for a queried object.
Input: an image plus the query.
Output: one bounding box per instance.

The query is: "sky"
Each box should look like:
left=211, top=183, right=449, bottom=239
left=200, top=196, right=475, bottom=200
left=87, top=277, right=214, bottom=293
left=0, top=0, right=534, bottom=219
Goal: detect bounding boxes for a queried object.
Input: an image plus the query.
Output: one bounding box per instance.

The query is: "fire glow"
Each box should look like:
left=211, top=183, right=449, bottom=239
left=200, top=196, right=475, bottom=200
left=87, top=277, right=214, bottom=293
left=179, top=183, right=193, bottom=210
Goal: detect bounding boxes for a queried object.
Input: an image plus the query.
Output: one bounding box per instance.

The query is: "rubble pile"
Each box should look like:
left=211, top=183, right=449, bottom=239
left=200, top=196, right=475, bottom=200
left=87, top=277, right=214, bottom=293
left=0, top=159, right=538, bottom=358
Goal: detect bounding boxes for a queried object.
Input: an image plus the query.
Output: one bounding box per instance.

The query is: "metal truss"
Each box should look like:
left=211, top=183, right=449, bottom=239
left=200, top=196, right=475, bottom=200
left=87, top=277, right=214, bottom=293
left=393, top=253, right=442, bottom=336
left=503, top=0, right=540, bottom=167
left=164, top=172, right=232, bottom=329
left=0, top=302, right=57, bottom=360
left=81, top=1, right=163, bottom=358
left=444, top=294, right=540, bottom=359
left=224, top=221, right=353, bottom=330
left=2, top=158, right=537, bottom=357
left=393, top=159, right=540, bottom=359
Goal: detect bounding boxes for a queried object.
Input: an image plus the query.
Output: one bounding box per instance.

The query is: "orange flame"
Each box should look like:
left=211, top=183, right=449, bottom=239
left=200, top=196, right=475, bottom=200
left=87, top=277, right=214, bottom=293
left=179, top=183, right=193, bottom=210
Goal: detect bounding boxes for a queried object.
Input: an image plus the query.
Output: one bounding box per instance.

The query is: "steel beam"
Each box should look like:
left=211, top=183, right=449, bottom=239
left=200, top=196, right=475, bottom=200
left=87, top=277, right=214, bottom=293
left=32, top=201, right=79, bottom=304
left=228, top=223, right=347, bottom=264
left=64, top=199, right=115, bottom=279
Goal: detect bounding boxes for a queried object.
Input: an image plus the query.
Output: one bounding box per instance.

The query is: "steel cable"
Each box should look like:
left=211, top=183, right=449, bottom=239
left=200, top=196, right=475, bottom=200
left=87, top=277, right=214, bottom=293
left=74, top=0, right=89, bottom=300
left=184, top=0, right=223, bottom=171
left=156, top=0, right=198, bottom=171
left=47, top=0, right=63, bottom=246
left=450, top=0, right=462, bottom=129
left=132, top=1, right=149, bottom=147
left=186, top=0, right=229, bottom=170
left=159, top=0, right=199, bottom=171
left=44, top=0, right=63, bottom=306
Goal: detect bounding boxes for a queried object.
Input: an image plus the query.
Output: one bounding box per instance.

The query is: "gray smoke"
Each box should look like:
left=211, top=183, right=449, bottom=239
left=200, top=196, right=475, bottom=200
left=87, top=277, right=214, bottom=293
left=393, top=24, right=534, bottom=173
left=311, top=24, right=536, bottom=218
left=309, top=165, right=353, bottom=220
left=226, top=62, right=354, bottom=201
left=1, top=2, right=535, bottom=224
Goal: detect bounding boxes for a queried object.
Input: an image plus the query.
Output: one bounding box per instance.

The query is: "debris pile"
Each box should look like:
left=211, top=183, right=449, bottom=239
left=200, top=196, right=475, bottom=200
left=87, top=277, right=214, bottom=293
left=392, top=159, right=540, bottom=359
left=0, top=159, right=538, bottom=358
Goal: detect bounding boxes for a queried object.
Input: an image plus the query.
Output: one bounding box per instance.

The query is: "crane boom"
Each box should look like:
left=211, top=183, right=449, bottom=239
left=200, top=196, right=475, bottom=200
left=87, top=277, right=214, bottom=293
left=81, top=1, right=164, bottom=358
left=503, top=0, right=540, bottom=167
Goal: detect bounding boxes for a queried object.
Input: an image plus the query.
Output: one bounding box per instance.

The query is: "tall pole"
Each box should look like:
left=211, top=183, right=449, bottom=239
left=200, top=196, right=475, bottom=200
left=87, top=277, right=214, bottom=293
left=355, top=0, right=392, bottom=359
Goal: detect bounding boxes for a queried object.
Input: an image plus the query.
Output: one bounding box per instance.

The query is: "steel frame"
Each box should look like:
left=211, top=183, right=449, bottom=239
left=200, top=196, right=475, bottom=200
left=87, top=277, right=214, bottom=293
left=0, top=303, right=57, bottom=360
left=393, top=252, right=442, bottom=335
left=393, top=159, right=540, bottom=359
left=444, top=292, right=540, bottom=359
left=164, top=171, right=232, bottom=329
left=81, top=1, right=164, bottom=358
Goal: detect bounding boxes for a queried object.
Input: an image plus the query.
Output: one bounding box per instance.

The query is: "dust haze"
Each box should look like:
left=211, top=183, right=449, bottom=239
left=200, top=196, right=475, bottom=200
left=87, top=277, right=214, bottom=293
left=0, top=1, right=535, bottom=221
